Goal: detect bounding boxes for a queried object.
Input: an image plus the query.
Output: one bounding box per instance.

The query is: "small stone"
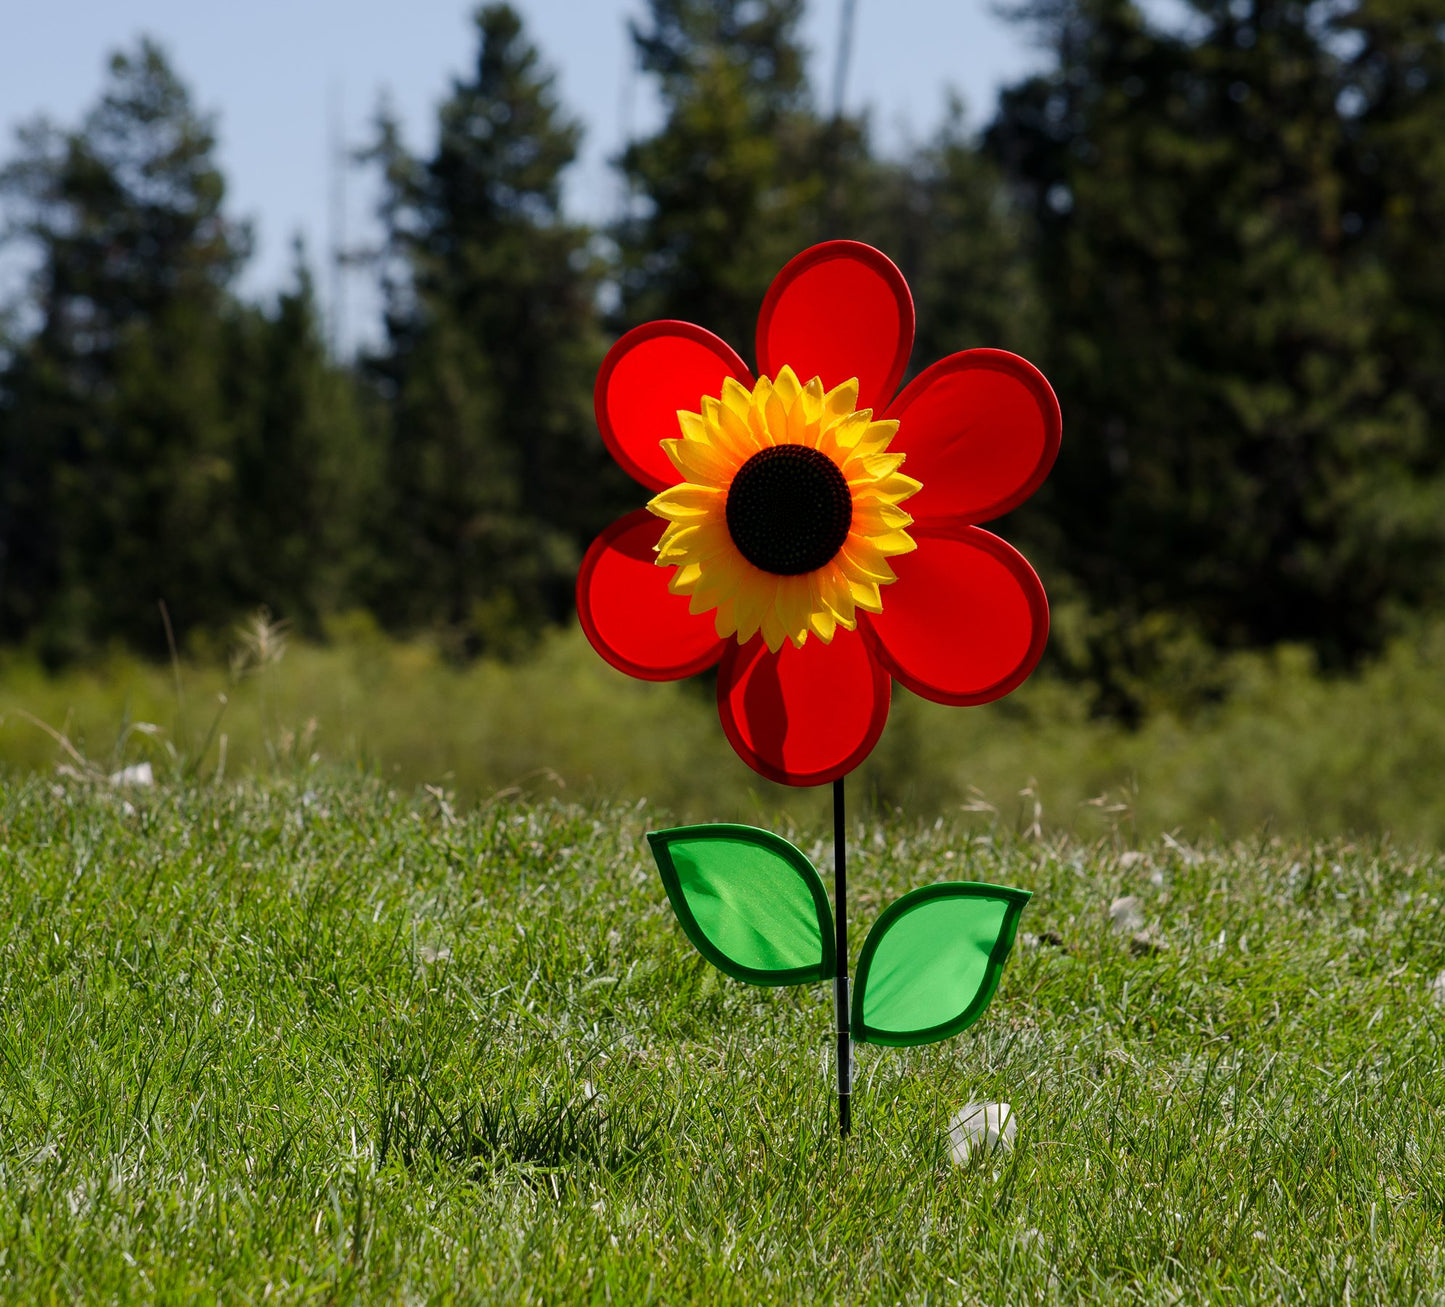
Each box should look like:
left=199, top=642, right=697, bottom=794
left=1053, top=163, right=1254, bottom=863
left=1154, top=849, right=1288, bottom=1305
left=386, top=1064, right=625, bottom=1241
left=109, top=762, right=154, bottom=787
left=1109, top=895, right=1143, bottom=933
left=948, top=1101, right=1017, bottom=1166
left=1431, top=971, right=1445, bottom=1007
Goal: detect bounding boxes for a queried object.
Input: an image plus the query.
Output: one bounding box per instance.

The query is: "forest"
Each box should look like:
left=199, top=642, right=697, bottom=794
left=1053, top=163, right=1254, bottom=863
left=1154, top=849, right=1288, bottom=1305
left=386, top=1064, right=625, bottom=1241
left=1, top=0, right=1442, bottom=726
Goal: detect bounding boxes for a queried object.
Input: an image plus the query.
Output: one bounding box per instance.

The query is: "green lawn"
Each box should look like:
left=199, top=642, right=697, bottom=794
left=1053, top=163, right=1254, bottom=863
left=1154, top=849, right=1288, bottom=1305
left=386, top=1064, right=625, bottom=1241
left=1, top=776, right=1442, bottom=1302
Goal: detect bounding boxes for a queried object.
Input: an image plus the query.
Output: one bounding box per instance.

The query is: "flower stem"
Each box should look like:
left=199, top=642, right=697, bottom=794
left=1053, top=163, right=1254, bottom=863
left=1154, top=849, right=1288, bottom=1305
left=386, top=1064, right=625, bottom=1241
left=833, top=776, right=851, bottom=1138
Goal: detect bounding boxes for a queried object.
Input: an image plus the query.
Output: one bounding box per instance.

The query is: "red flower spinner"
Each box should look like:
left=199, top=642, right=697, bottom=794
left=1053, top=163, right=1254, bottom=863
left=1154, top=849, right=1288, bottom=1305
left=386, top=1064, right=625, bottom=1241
left=577, top=241, right=1061, bottom=787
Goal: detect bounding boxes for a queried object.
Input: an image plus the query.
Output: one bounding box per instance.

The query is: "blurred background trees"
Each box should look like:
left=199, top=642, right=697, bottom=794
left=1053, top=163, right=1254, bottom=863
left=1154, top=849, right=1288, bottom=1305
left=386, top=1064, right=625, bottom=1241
left=989, top=0, right=1445, bottom=714
left=0, top=0, right=1441, bottom=719
left=0, top=40, right=371, bottom=661
left=613, top=0, right=829, bottom=349
left=364, top=4, right=611, bottom=655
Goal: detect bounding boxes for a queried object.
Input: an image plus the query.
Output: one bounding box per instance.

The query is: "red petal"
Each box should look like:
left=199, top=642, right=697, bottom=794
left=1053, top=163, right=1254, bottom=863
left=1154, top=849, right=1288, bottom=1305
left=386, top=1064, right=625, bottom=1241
left=755, top=241, right=914, bottom=414
left=864, top=526, right=1048, bottom=706
left=576, top=510, right=725, bottom=681
left=886, top=349, right=1061, bottom=527
left=717, top=630, right=891, bottom=787
left=595, top=321, right=754, bottom=491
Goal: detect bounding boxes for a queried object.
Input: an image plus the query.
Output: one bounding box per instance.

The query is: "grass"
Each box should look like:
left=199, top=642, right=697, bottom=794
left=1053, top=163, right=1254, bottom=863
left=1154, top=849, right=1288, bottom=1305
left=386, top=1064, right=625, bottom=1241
left=3, top=613, right=1445, bottom=842
left=1, top=774, right=1443, bottom=1302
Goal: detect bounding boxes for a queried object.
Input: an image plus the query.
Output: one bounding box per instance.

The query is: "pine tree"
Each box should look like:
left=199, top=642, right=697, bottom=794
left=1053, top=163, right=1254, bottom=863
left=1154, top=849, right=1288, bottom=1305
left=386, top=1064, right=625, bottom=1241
left=988, top=0, right=1431, bottom=701
left=0, top=40, right=250, bottom=658
left=365, top=4, right=607, bottom=652
left=1332, top=0, right=1445, bottom=619
left=855, top=99, right=1042, bottom=377
left=613, top=0, right=831, bottom=353
left=230, top=244, right=379, bottom=631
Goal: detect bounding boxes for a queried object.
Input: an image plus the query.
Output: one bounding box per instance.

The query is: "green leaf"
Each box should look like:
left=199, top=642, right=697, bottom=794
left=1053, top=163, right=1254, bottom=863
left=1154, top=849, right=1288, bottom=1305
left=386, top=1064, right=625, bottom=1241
left=852, top=882, right=1031, bottom=1047
left=646, top=825, right=835, bottom=987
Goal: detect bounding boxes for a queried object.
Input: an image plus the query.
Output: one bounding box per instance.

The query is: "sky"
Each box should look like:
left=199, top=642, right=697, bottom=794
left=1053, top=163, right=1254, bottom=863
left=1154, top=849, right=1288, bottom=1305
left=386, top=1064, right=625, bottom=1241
left=1, top=1, right=1049, bottom=350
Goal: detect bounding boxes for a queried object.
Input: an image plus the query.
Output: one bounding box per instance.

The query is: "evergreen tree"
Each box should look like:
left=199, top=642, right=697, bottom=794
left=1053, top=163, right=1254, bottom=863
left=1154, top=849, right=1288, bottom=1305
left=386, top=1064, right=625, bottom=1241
left=366, top=4, right=607, bottom=652
left=988, top=0, right=1438, bottom=704
left=614, top=6, right=1036, bottom=393
left=614, top=0, right=832, bottom=353
left=1333, top=0, right=1445, bottom=617
left=0, top=41, right=250, bottom=658
left=230, top=244, right=379, bottom=631
left=856, top=100, right=1042, bottom=376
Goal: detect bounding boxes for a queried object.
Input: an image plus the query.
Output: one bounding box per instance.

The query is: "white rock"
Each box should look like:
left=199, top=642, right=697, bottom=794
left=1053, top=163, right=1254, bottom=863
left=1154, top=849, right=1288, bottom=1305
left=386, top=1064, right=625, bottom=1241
left=1431, top=971, right=1445, bottom=1007
left=1109, top=895, right=1143, bottom=933
left=109, top=762, right=154, bottom=787
left=948, top=1101, right=1017, bottom=1166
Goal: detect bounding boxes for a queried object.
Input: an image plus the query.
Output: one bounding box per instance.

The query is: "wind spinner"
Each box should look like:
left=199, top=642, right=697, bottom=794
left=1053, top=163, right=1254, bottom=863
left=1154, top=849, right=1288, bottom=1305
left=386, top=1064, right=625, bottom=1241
left=578, top=241, right=1060, bottom=1135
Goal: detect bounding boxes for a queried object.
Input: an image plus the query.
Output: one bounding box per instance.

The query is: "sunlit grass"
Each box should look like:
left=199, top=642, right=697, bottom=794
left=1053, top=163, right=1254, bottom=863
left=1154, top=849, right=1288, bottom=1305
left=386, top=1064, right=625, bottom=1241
left=0, top=777, right=1441, bottom=1302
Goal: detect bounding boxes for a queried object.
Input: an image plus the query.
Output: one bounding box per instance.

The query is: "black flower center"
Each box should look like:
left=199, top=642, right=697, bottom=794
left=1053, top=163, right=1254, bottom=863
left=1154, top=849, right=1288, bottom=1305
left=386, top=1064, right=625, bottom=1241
left=725, top=444, right=853, bottom=576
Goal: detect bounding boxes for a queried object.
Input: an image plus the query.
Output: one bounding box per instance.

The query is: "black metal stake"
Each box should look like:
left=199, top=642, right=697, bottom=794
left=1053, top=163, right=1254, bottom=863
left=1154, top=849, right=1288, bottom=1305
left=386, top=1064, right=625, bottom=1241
left=833, top=776, right=851, bottom=1137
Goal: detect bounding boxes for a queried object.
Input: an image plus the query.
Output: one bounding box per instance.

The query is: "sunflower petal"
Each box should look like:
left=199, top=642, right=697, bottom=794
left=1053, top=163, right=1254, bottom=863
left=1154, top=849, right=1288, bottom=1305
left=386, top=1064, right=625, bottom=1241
left=689, top=587, right=728, bottom=617
left=852, top=501, right=916, bottom=535
left=662, top=437, right=741, bottom=486
left=649, top=483, right=725, bottom=523
left=847, top=576, right=884, bottom=614
left=669, top=561, right=706, bottom=591
left=677, top=409, right=708, bottom=443
left=822, top=410, right=874, bottom=454
left=774, top=575, right=815, bottom=648
left=871, top=529, right=919, bottom=558
left=852, top=473, right=924, bottom=506
left=850, top=451, right=906, bottom=478
left=818, top=565, right=860, bottom=626
left=809, top=607, right=837, bottom=642
left=799, top=376, right=826, bottom=424
left=656, top=520, right=733, bottom=564
left=697, top=396, right=754, bottom=465
left=772, top=365, right=801, bottom=408
left=805, top=573, right=838, bottom=642
left=838, top=539, right=899, bottom=583
left=716, top=400, right=762, bottom=461
left=712, top=595, right=738, bottom=640
left=823, top=378, right=859, bottom=424
left=733, top=574, right=769, bottom=644
left=765, top=388, right=791, bottom=448
left=786, top=390, right=815, bottom=446
left=759, top=608, right=789, bottom=655
left=835, top=420, right=901, bottom=467
left=720, top=375, right=755, bottom=419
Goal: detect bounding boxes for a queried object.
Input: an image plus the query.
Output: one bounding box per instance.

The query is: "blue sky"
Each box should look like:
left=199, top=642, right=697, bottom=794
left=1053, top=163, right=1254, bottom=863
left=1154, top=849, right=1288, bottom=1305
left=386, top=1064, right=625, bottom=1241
left=2, top=1, right=1048, bottom=347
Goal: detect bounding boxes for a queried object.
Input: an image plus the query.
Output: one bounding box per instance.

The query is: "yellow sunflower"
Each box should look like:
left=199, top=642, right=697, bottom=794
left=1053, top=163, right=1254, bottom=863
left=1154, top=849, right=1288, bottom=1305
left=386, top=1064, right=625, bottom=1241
left=646, top=365, right=922, bottom=653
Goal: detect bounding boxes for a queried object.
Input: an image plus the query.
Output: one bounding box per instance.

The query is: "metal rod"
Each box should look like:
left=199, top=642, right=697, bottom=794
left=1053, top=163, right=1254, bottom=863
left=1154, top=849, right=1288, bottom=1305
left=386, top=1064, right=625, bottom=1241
left=833, top=776, right=851, bottom=1137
